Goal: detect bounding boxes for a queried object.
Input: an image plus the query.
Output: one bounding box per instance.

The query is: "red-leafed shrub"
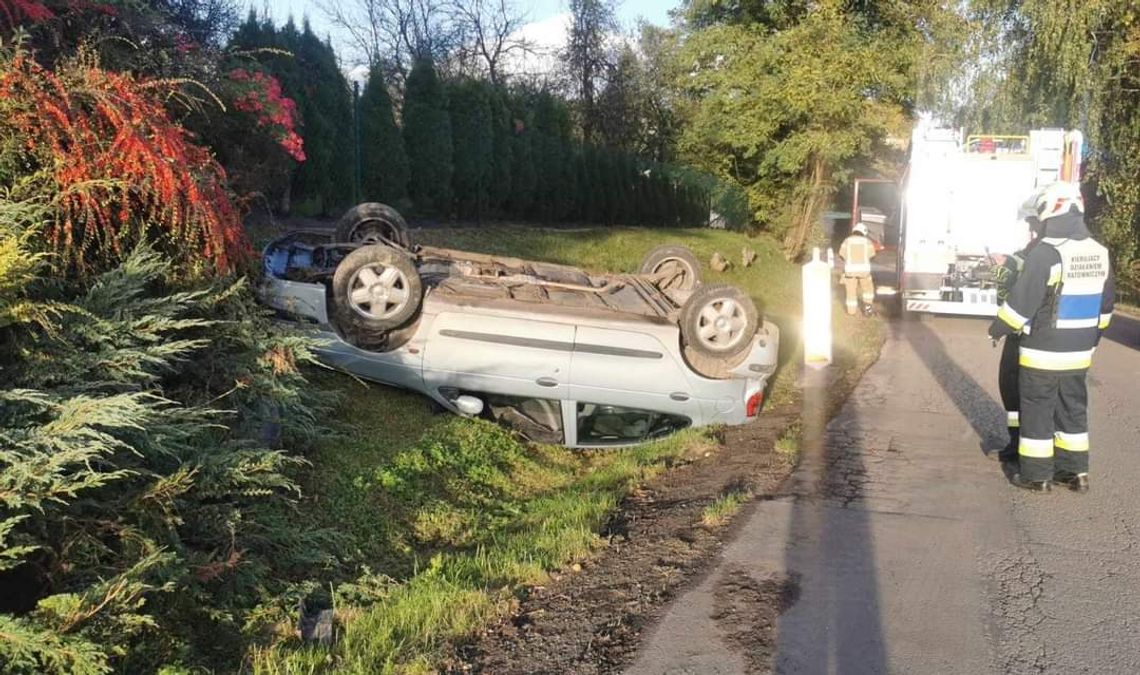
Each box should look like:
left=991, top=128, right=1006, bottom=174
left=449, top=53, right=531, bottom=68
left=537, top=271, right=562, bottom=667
left=0, top=0, right=53, bottom=24
left=0, top=51, right=250, bottom=276
left=228, top=68, right=306, bottom=162
left=0, top=0, right=115, bottom=30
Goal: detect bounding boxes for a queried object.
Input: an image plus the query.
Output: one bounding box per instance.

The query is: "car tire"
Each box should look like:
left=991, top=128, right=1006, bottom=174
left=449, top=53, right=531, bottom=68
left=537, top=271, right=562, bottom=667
left=640, top=244, right=701, bottom=292
left=679, top=284, right=759, bottom=376
left=334, top=203, right=412, bottom=249
left=332, top=245, right=422, bottom=345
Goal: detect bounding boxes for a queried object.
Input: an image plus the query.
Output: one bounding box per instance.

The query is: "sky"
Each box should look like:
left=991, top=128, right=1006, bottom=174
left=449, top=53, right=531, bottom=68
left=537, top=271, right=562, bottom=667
left=259, top=0, right=677, bottom=64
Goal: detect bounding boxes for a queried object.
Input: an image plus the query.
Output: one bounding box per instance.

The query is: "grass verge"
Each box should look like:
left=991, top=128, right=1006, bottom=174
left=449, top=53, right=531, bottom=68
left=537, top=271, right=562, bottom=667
left=701, top=490, right=753, bottom=527
left=247, top=225, right=883, bottom=673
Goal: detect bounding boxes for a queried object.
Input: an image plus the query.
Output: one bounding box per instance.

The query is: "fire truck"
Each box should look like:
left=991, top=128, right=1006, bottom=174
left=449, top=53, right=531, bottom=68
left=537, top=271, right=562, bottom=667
left=851, top=124, right=1084, bottom=316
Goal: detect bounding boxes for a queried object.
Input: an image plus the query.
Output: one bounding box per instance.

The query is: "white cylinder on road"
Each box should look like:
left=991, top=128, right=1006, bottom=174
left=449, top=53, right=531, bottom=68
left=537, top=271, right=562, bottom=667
left=803, top=247, right=832, bottom=369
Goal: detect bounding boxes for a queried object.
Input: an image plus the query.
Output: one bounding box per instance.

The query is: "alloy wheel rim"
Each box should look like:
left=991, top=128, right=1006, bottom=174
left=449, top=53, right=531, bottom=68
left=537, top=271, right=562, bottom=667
left=696, top=297, right=747, bottom=351
left=348, top=263, right=410, bottom=320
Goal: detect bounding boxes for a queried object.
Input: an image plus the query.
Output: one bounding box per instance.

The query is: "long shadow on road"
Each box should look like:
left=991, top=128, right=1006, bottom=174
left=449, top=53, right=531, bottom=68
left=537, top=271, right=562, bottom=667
left=895, top=318, right=1007, bottom=457
left=775, top=369, right=888, bottom=674
left=775, top=317, right=1008, bottom=673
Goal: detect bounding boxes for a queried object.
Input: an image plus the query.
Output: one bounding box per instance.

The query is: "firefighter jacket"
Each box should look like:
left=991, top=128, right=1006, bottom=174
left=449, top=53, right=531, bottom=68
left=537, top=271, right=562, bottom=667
left=839, top=234, right=874, bottom=277
left=990, top=212, right=1115, bottom=371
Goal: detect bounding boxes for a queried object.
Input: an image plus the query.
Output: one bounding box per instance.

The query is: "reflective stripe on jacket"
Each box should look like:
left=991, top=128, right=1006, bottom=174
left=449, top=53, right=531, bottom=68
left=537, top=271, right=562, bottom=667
left=839, top=235, right=873, bottom=276
left=989, top=212, right=1114, bottom=372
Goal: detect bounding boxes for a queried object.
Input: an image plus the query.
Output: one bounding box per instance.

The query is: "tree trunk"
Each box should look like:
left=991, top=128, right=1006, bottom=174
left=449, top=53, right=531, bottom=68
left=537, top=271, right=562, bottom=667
left=784, top=154, right=827, bottom=261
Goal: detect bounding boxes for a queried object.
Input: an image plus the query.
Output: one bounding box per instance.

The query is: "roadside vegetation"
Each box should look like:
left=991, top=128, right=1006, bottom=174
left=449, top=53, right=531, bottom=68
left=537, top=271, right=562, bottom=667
left=249, top=376, right=717, bottom=673
left=0, top=46, right=325, bottom=674
left=775, top=423, right=803, bottom=457
left=702, top=490, right=752, bottom=527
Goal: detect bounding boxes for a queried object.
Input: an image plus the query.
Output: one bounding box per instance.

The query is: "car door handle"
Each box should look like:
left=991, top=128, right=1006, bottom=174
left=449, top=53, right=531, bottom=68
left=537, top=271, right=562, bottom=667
left=670, top=392, right=690, bottom=401
left=536, top=377, right=559, bottom=387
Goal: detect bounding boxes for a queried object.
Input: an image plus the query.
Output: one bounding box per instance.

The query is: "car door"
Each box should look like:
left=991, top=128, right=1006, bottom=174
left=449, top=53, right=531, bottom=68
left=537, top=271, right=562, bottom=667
left=569, top=325, right=698, bottom=419
left=422, top=310, right=574, bottom=401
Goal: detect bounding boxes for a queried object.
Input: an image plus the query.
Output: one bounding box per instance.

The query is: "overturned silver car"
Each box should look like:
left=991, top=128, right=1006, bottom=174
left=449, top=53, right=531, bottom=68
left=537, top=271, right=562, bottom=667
left=259, top=203, right=780, bottom=447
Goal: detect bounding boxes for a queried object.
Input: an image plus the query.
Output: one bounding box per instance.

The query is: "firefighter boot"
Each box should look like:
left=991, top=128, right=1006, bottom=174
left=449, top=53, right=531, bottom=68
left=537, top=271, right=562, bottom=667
left=1012, top=474, right=1053, bottom=493
left=1054, top=471, right=1090, bottom=493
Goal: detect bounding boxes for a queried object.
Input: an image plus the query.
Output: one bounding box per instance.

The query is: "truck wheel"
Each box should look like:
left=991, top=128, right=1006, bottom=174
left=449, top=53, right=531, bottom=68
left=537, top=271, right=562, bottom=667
left=334, top=203, right=411, bottom=249
left=640, top=245, right=701, bottom=291
left=332, top=245, right=422, bottom=344
left=679, top=284, right=759, bottom=375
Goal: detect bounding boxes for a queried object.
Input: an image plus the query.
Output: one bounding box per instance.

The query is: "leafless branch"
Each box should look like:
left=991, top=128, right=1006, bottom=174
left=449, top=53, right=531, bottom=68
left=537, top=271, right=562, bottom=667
left=448, top=0, right=534, bottom=86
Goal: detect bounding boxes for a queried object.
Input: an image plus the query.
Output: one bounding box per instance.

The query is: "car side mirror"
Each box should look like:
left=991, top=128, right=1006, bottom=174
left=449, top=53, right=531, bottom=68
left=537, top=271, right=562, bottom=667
left=454, top=395, right=484, bottom=416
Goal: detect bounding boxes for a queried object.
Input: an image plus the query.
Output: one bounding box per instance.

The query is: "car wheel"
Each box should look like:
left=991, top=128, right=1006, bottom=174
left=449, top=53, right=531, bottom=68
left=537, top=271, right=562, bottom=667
left=679, top=284, right=759, bottom=375
left=332, top=245, right=422, bottom=344
left=639, top=244, right=701, bottom=292
left=334, top=203, right=411, bottom=249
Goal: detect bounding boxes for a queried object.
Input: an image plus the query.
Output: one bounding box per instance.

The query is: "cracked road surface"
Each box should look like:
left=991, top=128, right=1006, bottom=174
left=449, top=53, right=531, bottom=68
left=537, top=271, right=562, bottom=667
left=628, top=315, right=1140, bottom=674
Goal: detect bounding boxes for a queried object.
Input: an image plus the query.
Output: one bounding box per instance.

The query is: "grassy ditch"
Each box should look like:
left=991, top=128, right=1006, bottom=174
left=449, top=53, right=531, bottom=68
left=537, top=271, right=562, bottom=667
left=249, top=226, right=883, bottom=672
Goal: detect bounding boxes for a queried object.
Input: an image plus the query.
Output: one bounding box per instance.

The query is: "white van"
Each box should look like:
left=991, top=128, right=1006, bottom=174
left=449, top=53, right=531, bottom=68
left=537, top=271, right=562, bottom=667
left=258, top=204, right=780, bottom=447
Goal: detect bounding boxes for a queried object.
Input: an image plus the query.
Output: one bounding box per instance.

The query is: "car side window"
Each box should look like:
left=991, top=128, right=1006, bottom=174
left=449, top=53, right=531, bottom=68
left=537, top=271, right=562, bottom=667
left=441, top=388, right=564, bottom=444
left=576, top=402, right=690, bottom=446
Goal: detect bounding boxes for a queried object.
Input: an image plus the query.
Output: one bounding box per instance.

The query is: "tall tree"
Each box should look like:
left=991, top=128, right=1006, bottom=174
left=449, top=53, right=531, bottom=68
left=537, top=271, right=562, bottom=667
left=675, top=0, right=964, bottom=257
left=449, top=79, right=494, bottom=219
left=507, top=97, right=537, bottom=217
left=488, top=86, right=514, bottom=213
left=359, top=65, right=410, bottom=206
left=287, top=21, right=355, bottom=214
left=225, top=14, right=353, bottom=214
left=564, top=0, right=617, bottom=143
left=403, top=58, right=454, bottom=215
left=596, top=45, right=640, bottom=152
left=632, top=23, right=682, bottom=163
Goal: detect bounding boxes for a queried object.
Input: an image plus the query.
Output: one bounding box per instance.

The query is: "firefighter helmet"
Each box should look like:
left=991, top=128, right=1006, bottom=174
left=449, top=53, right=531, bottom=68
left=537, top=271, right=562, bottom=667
left=1034, top=182, right=1084, bottom=222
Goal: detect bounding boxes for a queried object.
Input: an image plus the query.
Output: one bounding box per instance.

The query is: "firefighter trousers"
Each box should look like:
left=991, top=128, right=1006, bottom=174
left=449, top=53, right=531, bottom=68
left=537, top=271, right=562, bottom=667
left=843, top=275, right=874, bottom=314
left=998, top=335, right=1021, bottom=453
left=1018, top=367, right=1090, bottom=482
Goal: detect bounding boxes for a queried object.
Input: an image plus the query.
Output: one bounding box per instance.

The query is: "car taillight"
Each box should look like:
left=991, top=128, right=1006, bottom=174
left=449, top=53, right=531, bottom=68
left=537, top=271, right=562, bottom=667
left=746, top=390, right=764, bottom=417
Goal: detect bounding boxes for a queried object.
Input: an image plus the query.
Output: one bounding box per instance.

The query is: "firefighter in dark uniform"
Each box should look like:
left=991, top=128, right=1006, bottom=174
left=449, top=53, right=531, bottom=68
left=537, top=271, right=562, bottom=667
left=991, top=203, right=1046, bottom=464
left=989, top=182, right=1114, bottom=492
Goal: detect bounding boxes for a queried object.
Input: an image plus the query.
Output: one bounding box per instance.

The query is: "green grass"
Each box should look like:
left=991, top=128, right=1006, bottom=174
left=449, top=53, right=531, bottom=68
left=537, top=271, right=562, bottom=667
left=246, top=226, right=883, bottom=673
left=701, top=490, right=752, bottom=527
left=775, top=423, right=802, bottom=457
left=249, top=369, right=709, bottom=673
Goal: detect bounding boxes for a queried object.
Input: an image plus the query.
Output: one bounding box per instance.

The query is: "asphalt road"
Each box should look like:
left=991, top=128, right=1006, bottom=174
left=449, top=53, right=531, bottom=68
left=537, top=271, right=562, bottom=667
left=629, top=313, right=1140, bottom=675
